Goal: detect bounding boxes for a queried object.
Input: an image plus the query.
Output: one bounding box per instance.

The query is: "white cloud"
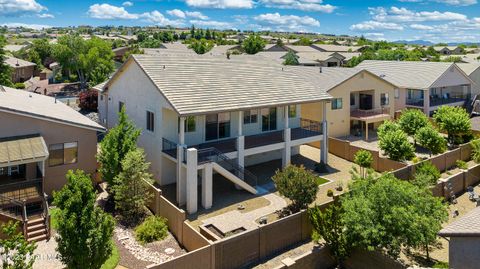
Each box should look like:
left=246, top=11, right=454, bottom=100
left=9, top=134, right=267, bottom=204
left=350, top=21, right=404, bottom=31
left=141, top=11, right=185, bottom=27
left=370, top=7, right=467, bottom=22
left=398, top=0, right=476, bottom=6
left=189, top=19, right=233, bottom=29
left=167, top=9, right=186, bottom=18
left=185, top=0, right=253, bottom=9
left=88, top=3, right=139, bottom=19
left=409, top=23, right=434, bottom=30
left=260, top=0, right=336, bottom=13
left=0, top=0, right=46, bottom=16
left=0, top=22, right=52, bottom=30
left=167, top=9, right=208, bottom=20
left=37, top=13, right=54, bottom=18
left=254, top=12, right=320, bottom=31
left=122, top=1, right=133, bottom=7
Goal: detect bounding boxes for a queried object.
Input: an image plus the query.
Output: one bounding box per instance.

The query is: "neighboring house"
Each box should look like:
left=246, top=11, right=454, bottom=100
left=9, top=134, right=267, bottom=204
left=438, top=206, right=480, bottom=269
left=208, top=44, right=242, bottom=56
left=433, top=46, right=464, bottom=55
left=293, top=52, right=345, bottom=67
left=0, top=86, right=104, bottom=241
left=112, top=46, right=131, bottom=61
left=311, top=44, right=366, bottom=53
left=4, top=56, right=36, bottom=83
left=357, top=60, right=473, bottom=116
left=95, top=54, right=332, bottom=214
left=457, top=63, right=480, bottom=96
left=4, top=44, right=29, bottom=53
left=284, top=45, right=322, bottom=53
left=300, top=67, right=397, bottom=140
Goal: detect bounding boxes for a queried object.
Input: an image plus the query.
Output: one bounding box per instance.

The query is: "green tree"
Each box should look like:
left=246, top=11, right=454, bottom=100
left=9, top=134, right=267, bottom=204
left=113, top=148, right=154, bottom=223
left=188, top=38, right=214, bottom=54
left=309, top=205, right=351, bottom=266
left=0, top=221, right=37, bottom=269
left=272, top=165, right=318, bottom=212
left=433, top=106, right=472, bottom=145
left=0, top=35, right=13, bottom=87
left=377, top=120, right=401, bottom=137
left=283, top=51, right=299, bottom=65
left=53, top=34, right=115, bottom=88
left=295, top=37, right=312, bottom=46
left=353, top=150, right=373, bottom=178
left=242, top=35, right=266, bottom=54
left=471, top=139, right=480, bottom=163
left=97, top=107, right=140, bottom=189
left=30, top=38, right=52, bottom=66
left=415, top=125, right=447, bottom=156
left=53, top=170, right=115, bottom=269
left=378, top=127, right=415, bottom=161
left=398, top=109, right=430, bottom=146
left=341, top=173, right=448, bottom=259
left=412, top=161, right=441, bottom=188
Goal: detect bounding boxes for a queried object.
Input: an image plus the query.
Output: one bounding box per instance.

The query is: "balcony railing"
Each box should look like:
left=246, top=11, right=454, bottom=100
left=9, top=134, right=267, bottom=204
left=162, top=138, right=178, bottom=159
left=350, top=107, right=390, bottom=118
left=292, top=118, right=323, bottom=140
left=0, top=178, right=42, bottom=203
left=406, top=98, right=424, bottom=107
left=430, top=93, right=469, bottom=106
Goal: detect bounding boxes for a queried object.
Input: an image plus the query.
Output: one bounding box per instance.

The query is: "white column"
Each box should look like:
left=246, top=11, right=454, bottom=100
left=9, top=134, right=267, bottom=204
left=282, top=106, right=291, bottom=167
left=177, top=116, right=186, bottom=206
left=186, top=148, right=198, bottom=214
left=202, top=163, right=213, bottom=209
left=321, top=101, right=329, bottom=164
left=237, top=111, right=245, bottom=168
left=424, top=89, right=430, bottom=115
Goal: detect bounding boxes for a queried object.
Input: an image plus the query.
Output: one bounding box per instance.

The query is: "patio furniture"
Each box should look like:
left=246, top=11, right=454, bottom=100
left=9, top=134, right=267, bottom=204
left=467, top=186, right=479, bottom=201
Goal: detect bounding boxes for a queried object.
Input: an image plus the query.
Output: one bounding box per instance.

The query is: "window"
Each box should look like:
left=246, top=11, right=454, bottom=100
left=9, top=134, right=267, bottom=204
left=178, top=116, right=196, bottom=133
left=288, top=105, right=297, bottom=118
left=394, top=89, right=399, bottom=99
left=100, top=94, right=104, bottom=101
left=118, top=101, right=125, bottom=112
left=381, top=93, right=389, bottom=106
left=243, top=110, right=258, bottom=124
left=331, top=98, right=343, bottom=110
left=350, top=93, right=355, bottom=106
left=261, top=107, right=277, bottom=132
left=48, top=142, right=78, bottom=166
left=146, top=111, right=155, bottom=132
left=205, top=113, right=231, bottom=141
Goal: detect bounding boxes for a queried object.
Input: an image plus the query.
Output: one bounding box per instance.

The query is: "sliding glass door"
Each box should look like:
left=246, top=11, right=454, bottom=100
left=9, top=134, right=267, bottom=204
left=261, top=107, right=277, bottom=132
left=205, top=113, right=231, bottom=141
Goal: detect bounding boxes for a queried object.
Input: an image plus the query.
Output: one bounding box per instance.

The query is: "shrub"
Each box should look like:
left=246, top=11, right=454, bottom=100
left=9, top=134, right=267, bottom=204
left=412, top=156, right=422, bottom=164
left=79, top=90, right=98, bottom=111
left=377, top=120, right=401, bottom=137
left=134, top=216, right=168, bottom=244
left=456, top=160, right=468, bottom=170
left=242, top=35, right=266, bottom=54
left=433, top=106, right=471, bottom=146
left=327, top=189, right=334, bottom=197
left=272, top=165, right=318, bottom=212
left=412, top=161, right=440, bottom=187
left=283, top=51, right=299, bottom=65
left=378, top=128, right=414, bottom=161
left=471, top=139, right=480, bottom=163
left=398, top=109, right=429, bottom=145
left=14, top=82, right=25, bottom=89
left=416, top=125, right=447, bottom=156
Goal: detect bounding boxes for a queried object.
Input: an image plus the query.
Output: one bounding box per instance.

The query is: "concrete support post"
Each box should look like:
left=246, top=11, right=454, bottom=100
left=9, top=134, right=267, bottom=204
left=424, top=89, right=430, bottom=115
left=237, top=111, right=245, bottom=169
left=321, top=101, right=329, bottom=164
left=365, top=121, right=369, bottom=141
left=202, top=163, right=213, bottom=209
left=177, top=116, right=186, bottom=206
left=186, top=148, right=198, bottom=214
left=282, top=106, right=291, bottom=167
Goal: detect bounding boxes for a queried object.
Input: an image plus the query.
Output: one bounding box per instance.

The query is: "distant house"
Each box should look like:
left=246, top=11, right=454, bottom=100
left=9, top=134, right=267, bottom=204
left=457, top=63, right=480, bottom=96
left=0, top=86, right=104, bottom=241
left=438, top=206, right=480, bottom=269
left=112, top=47, right=131, bottom=61
left=4, top=44, right=29, bottom=53
left=357, top=60, right=473, bottom=116
left=4, top=56, right=36, bottom=83
left=433, top=46, right=464, bottom=55
left=311, top=44, right=367, bottom=53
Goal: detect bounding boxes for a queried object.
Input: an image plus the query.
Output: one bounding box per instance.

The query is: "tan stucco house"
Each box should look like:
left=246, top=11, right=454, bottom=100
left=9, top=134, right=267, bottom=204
left=5, top=56, right=36, bottom=83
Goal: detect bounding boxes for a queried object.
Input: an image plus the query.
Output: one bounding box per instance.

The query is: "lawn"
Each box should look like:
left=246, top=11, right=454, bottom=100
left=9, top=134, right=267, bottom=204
left=316, top=177, right=329, bottom=186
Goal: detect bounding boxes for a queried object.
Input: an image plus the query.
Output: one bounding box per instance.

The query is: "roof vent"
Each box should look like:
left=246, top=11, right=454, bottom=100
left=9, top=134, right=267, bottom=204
left=15, top=60, right=20, bottom=67
left=380, top=74, right=386, bottom=78
left=163, top=65, right=166, bottom=69
left=319, top=67, right=322, bottom=73
left=29, top=94, right=32, bottom=98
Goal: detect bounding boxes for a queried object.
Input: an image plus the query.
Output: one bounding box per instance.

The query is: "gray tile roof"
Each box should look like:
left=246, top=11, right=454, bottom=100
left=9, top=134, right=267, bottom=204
left=457, top=63, right=480, bottom=76
left=312, top=44, right=364, bottom=52
left=106, top=54, right=333, bottom=116
left=439, top=206, right=480, bottom=237
left=357, top=60, right=461, bottom=89
left=284, top=45, right=321, bottom=53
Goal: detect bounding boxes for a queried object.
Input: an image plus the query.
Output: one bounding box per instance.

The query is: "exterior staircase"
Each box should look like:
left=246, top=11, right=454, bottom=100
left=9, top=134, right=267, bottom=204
left=26, top=216, right=49, bottom=242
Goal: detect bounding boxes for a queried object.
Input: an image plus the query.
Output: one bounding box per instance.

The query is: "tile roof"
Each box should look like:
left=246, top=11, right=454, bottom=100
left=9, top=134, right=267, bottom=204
left=4, top=44, right=28, bottom=52
left=284, top=45, right=321, bottom=53
left=4, top=56, right=36, bottom=68
left=457, top=63, right=480, bottom=76
left=106, top=54, right=332, bottom=116
left=356, top=60, right=460, bottom=89
left=0, top=86, right=105, bottom=131
left=312, top=44, right=363, bottom=52
left=439, top=206, right=480, bottom=237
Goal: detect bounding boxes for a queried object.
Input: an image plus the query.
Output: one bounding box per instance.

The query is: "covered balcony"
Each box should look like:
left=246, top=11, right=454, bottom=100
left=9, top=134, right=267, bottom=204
left=406, top=86, right=471, bottom=114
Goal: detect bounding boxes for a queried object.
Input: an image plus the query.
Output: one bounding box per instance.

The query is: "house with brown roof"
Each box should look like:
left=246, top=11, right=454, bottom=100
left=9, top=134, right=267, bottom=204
left=4, top=56, right=36, bottom=83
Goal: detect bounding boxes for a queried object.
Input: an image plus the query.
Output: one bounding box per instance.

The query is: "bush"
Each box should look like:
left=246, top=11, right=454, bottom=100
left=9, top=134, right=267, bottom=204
left=377, top=120, right=401, bottom=137
left=433, top=106, right=471, bottom=146
left=14, top=82, right=25, bottom=89
left=412, top=161, right=440, bottom=187
left=398, top=109, right=429, bottom=145
left=378, top=128, right=414, bottom=161
left=456, top=160, right=467, bottom=170
left=416, top=125, right=447, bottom=156
left=327, top=189, right=334, bottom=197
left=354, top=150, right=373, bottom=178
left=412, top=156, right=422, bottom=164
left=135, top=216, right=168, bottom=244
left=471, top=139, right=480, bottom=163
left=79, top=90, right=98, bottom=111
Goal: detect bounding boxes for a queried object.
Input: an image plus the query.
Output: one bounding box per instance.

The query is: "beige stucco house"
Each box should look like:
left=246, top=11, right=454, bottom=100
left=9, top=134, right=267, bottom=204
left=357, top=60, right=474, bottom=116
left=96, top=54, right=332, bottom=214
left=5, top=56, right=36, bottom=83
left=0, top=86, right=104, bottom=241
left=300, top=67, right=397, bottom=140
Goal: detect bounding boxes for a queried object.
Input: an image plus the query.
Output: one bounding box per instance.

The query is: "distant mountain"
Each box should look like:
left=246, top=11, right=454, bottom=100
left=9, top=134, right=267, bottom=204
left=392, top=40, right=434, bottom=46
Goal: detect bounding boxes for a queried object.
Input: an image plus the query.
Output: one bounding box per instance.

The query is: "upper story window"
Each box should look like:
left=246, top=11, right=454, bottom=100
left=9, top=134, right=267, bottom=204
left=243, top=110, right=258, bottom=124
left=288, top=105, right=297, bottom=118
left=49, top=142, right=78, bottom=167
left=394, top=89, right=399, bottom=99
left=179, top=116, right=196, bottom=133
left=381, top=93, right=389, bottom=106
left=350, top=93, right=355, bottom=106
left=331, top=98, right=343, bottom=110
left=146, top=111, right=155, bottom=132
left=206, top=113, right=231, bottom=141
left=118, top=101, right=125, bottom=112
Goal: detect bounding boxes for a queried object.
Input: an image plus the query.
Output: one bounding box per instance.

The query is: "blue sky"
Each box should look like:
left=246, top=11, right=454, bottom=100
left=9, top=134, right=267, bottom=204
left=1, top=0, right=480, bottom=42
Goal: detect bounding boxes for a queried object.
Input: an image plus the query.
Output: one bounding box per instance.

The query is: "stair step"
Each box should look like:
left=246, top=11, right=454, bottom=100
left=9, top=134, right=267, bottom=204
left=27, top=229, right=46, bottom=238
left=28, top=233, right=47, bottom=242
left=27, top=223, right=46, bottom=232
left=28, top=217, right=45, bottom=226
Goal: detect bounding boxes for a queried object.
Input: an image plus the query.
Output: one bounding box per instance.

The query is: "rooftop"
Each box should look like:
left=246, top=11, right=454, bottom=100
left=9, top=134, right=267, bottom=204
left=439, top=206, right=480, bottom=237
left=312, top=44, right=364, bottom=52
left=4, top=56, right=36, bottom=68
left=457, top=63, right=480, bottom=76
left=0, top=86, right=105, bottom=132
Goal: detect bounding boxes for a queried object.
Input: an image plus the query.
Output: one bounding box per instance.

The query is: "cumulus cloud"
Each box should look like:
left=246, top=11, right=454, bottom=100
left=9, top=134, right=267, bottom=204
left=122, top=1, right=133, bottom=7
left=260, top=0, right=336, bottom=13
left=0, top=0, right=46, bottom=16
left=185, top=0, right=253, bottom=9
left=88, top=3, right=139, bottom=19
left=189, top=19, right=233, bottom=29
left=398, top=0, right=476, bottom=6
left=409, top=23, right=434, bottom=30
left=142, top=10, right=184, bottom=26
left=167, top=9, right=186, bottom=18
left=370, top=7, right=467, bottom=22
left=1, top=22, right=52, bottom=30
left=37, top=13, right=54, bottom=18
left=167, top=9, right=208, bottom=20
left=350, top=21, right=404, bottom=31
left=254, top=12, right=320, bottom=31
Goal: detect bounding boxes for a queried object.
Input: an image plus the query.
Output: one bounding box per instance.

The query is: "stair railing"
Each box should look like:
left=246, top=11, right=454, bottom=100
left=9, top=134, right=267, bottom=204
left=42, top=193, right=51, bottom=239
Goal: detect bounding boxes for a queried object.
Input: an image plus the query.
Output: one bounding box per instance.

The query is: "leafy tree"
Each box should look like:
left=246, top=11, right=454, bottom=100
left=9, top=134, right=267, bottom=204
left=0, top=35, right=13, bottom=87
left=398, top=109, right=430, bottom=146
left=283, top=51, right=299, bottom=65
left=188, top=38, right=214, bottom=54
left=378, top=127, right=415, bottom=161
left=415, top=125, right=447, bottom=156
left=78, top=89, right=98, bottom=111
left=412, top=161, right=441, bottom=188
left=309, top=205, right=351, bottom=266
left=353, top=150, right=373, bottom=178
left=30, top=38, right=53, bottom=66
left=471, top=139, right=480, bottom=163
left=341, top=173, right=448, bottom=259
left=53, top=170, right=115, bottom=269
left=97, top=107, right=140, bottom=189
left=433, top=106, right=472, bottom=146
left=272, top=165, right=318, bottom=212
left=0, top=221, right=37, bottom=269
left=53, top=34, right=115, bottom=88
left=242, top=35, right=266, bottom=54
left=295, top=37, right=312, bottom=46
left=113, top=148, right=154, bottom=223
left=377, top=120, right=401, bottom=137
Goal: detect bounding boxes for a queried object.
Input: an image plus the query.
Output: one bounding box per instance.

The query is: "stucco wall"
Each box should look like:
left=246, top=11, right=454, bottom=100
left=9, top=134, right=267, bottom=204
left=449, top=237, right=480, bottom=269
left=432, top=65, right=471, bottom=88
left=0, top=112, right=98, bottom=195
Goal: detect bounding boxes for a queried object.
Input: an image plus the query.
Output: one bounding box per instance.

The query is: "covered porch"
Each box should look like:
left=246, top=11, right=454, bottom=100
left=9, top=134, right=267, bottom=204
left=350, top=107, right=391, bottom=140
left=406, top=85, right=471, bottom=115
